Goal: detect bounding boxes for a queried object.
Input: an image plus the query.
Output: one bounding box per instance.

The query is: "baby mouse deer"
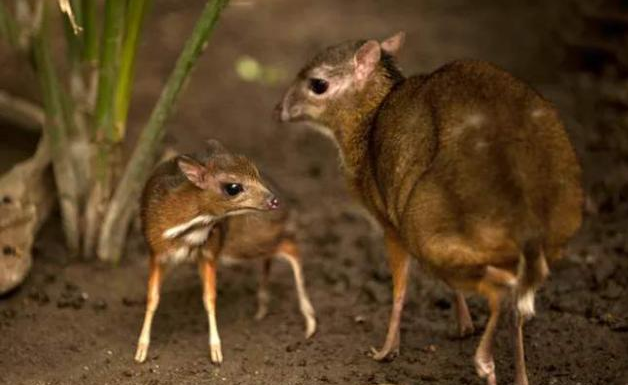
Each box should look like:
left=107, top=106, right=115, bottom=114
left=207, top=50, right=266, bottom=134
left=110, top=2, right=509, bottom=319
left=277, top=32, right=582, bottom=385
left=135, top=140, right=316, bottom=365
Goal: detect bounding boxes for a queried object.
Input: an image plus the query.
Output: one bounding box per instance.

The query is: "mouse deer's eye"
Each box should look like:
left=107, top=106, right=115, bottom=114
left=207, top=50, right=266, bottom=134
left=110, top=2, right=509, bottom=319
left=308, top=78, right=329, bottom=95
left=222, top=183, right=243, bottom=197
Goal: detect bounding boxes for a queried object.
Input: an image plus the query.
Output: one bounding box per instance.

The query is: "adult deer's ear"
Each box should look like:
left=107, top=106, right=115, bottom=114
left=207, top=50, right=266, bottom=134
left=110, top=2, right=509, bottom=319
left=381, top=31, right=406, bottom=56
left=177, top=155, right=208, bottom=189
left=354, top=40, right=381, bottom=85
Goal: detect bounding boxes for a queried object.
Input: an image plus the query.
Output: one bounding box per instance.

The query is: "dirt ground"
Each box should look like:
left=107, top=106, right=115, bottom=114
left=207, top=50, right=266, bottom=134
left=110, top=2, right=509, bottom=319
left=1, top=1, right=628, bottom=384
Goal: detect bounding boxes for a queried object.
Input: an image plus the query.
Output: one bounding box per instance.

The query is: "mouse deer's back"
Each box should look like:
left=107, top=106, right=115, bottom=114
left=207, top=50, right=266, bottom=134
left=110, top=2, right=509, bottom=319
left=373, top=60, right=582, bottom=270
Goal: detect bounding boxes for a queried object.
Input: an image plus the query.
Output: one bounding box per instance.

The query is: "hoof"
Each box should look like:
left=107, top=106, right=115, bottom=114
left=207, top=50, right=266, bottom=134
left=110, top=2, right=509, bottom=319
left=134, top=343, right=149, bottom=363
left=458, top=323, right=475, bottom=338
left=369, top=346, right=399, bottom=362
left=304, top=315, right=317, bottom=339
left=474, top=355, right=496, bottom=385
left=210, top=341, right=223, bottom=364
left=254, top=306, right=268, bottom=321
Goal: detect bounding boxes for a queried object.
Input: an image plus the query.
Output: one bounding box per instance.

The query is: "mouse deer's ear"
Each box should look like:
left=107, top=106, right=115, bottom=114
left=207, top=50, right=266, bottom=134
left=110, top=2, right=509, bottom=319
left=177, top=155, right=208, bottom=189
left=354, top=40, right=381, bottom=84
left=205, top=139, right=228, bottom=155
left=381, top=31, right=406, bottom=56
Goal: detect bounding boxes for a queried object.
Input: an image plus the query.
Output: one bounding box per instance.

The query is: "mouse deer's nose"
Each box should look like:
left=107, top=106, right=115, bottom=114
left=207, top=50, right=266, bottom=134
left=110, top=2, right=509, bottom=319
left=267, top=196, right=280, bottom=210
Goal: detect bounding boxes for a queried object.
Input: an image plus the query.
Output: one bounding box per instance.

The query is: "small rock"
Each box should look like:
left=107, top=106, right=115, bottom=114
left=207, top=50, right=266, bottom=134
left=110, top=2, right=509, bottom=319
left=354, top=315, right=366, bottom=324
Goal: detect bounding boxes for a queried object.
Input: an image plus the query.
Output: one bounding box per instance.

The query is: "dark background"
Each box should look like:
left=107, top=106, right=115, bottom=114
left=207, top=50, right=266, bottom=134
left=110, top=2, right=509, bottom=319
left=1, top=1, right=627, bottom=384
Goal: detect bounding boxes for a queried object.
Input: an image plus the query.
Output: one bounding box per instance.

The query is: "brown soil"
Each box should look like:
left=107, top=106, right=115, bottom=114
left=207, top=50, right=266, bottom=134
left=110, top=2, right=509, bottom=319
left=1, top=1, right=627, bottom=385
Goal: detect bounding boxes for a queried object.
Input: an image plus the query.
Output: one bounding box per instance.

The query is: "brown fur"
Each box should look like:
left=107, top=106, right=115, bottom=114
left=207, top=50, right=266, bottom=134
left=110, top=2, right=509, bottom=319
left=278, top=34, right=582, bottom=384
left=135, top=141, right=315, bottom=364
left=280, top=48, right=582, bottom=290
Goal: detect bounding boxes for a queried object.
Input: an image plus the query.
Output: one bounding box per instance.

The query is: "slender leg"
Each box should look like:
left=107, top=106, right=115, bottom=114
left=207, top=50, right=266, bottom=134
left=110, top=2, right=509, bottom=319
left=455, top=290, right=475, bottom=337
left=135, top=259, right=163, bottom=363
left=254, top=258, right=272, bottom=320
left=198, top=257, right=222, bottom=364
left=371, top=230, right=410, bottom=361
left=512, top=300, right=529, bottom=385
left=276, top=238, right=317, bottom=338
left=474, top=285, right=504, bottom=385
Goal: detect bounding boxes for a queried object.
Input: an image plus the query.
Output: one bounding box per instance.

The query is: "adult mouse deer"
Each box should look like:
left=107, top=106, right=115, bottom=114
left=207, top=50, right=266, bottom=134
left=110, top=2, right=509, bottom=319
left=276, top=32, right=582, bottom=385
left=135, top=140, right=316, bottom=365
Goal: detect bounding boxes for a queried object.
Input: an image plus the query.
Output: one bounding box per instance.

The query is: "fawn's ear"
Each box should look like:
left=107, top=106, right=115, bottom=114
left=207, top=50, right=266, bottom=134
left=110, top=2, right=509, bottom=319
left=354, top=40, right=381, bottom=84
left=205, top=139, right=229, bottom=155
left=177, top=155, right=209, bottom=189
left=381, top=31, right=405, bottom=56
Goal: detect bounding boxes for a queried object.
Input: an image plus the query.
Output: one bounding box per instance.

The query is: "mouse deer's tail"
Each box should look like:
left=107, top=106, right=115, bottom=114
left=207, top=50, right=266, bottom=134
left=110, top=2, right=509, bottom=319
left=515, top=238, right=549, bottom=319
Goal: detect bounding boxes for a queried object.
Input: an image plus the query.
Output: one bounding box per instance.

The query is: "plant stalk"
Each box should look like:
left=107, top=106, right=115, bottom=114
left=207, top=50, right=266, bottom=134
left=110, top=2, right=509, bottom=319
left=33, top=1, right=80, bottom=256
left=93, top=0, right=125, bottom=141
left=114, top=0, right=152, bottom=141
left=0, top=1, right=18, bottom=48
left=82, top=0, right=127, bottom=258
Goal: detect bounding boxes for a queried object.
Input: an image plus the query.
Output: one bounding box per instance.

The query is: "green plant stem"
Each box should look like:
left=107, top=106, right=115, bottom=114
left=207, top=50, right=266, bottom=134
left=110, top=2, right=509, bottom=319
left=81, top=1, right=127, bottom=258
left=81, top=0, right=98, bottom=63
left=33, top=2, right=80, bottom=256
left=80, top=0, right=98, bottom=110
left=114, top=0, right=152, bottom=141
left=0, top=1, right=18, bottom=48
left=97, top=0, right=230, bottom=262
left=93, top=0, right=125, bottom=142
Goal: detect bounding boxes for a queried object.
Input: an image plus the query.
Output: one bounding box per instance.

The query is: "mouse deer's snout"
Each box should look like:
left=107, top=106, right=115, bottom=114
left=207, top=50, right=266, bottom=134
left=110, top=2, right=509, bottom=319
left=274, top=89, right=295, bottom=123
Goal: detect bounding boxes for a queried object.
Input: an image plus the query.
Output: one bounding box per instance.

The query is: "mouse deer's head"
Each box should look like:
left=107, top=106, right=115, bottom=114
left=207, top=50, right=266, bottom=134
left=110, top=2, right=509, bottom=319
left=276, top=32, right=406, bottom=139
left=177, top=140, right=279, bottom=218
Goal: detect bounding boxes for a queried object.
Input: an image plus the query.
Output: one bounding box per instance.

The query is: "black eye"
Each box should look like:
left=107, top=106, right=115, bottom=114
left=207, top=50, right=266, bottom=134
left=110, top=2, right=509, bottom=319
left=222, top=183, right=243, bottom=197
left=309, top=78, right=329, bottom=95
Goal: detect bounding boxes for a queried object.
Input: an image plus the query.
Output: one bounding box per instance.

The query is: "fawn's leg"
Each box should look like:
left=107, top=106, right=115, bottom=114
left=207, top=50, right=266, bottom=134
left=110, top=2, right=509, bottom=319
left=455, top=290, right=475, bottom=337
left=276, top=238, right=317, bottom=338
left=135, top=259, right=163, bottom=363
left=371, top=230, right=410, bottom=361
left=512, top=300, right=530, bottom=385
left=198, top=257, right=222, bottom=364
left=254, top=258, right=272, bottom=320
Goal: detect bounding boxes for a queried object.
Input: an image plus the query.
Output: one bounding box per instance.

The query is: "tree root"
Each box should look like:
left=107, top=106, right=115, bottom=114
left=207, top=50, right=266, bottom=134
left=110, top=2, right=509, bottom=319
left=0, top=134, right=54, bottom=294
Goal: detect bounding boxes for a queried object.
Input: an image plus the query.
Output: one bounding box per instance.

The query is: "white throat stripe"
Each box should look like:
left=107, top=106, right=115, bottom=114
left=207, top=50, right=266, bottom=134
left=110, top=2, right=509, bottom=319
left=163, top=215, right=215, bottom=239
